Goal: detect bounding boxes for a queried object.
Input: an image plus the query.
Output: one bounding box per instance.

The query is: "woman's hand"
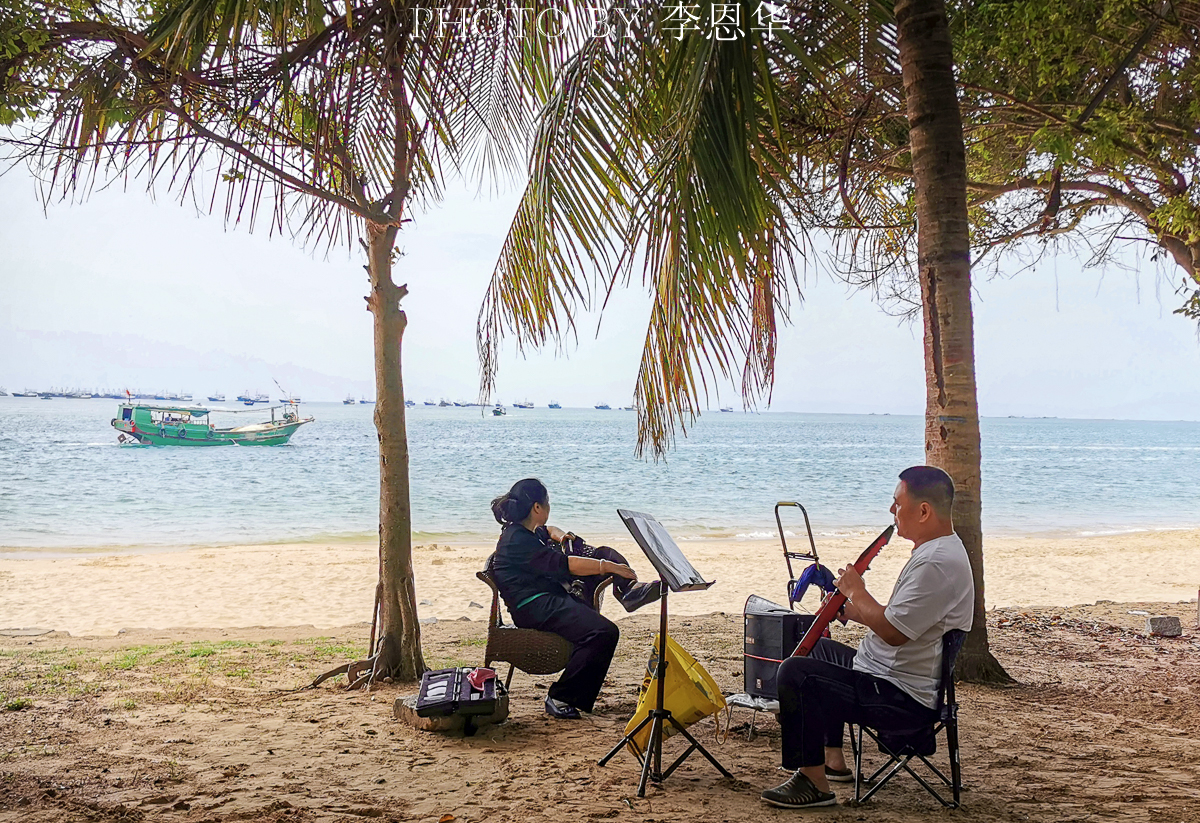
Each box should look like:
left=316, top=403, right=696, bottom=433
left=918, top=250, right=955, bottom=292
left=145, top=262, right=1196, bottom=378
left=602, top=561, right=638, bottom=581
left=546, top=525, right=566, bottom=543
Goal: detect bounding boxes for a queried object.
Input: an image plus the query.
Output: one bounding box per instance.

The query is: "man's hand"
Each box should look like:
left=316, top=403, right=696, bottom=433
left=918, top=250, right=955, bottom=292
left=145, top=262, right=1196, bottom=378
left=835, top=566, right=867, bottom=604
left=834, top=565, right=909, bottom=646
left=839, top=598, right=865, bottom=624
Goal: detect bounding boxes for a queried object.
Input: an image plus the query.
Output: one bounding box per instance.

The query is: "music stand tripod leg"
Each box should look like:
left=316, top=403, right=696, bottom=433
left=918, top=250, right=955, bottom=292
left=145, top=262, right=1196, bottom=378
left=599, top=570, right=731, bottom=796
left=663, top=714, right=733, bottom=779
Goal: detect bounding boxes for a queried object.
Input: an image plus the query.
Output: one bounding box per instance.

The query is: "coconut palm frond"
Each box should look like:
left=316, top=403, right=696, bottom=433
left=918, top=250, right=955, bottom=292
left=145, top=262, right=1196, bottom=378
left=481, top=3, right=813, bottom=457
left=11, top=0, right=578, bottom=250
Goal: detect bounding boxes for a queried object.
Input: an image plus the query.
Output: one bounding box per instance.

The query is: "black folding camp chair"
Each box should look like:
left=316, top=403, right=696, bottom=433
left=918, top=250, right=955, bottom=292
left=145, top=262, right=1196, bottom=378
left=848, top=629, right=967, bottom=808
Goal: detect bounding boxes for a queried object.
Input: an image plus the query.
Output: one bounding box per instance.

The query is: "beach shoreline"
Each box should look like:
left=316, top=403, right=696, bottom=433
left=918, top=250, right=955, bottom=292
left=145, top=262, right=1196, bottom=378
left=3, top=529, right=1197, bottom=637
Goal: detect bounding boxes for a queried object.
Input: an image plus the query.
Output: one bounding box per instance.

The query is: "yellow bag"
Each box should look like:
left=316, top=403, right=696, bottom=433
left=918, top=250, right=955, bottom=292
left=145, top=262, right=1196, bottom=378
left=624, top=633, right=726, bottom=758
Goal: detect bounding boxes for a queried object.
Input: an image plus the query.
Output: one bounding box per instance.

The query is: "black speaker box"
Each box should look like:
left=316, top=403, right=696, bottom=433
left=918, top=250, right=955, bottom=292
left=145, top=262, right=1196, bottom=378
left=744, top=595, right=816, bottom=700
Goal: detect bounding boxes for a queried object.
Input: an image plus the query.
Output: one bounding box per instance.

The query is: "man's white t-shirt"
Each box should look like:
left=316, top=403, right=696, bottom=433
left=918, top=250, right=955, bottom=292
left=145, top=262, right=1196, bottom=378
left=852, top=532, right=974, bottom=709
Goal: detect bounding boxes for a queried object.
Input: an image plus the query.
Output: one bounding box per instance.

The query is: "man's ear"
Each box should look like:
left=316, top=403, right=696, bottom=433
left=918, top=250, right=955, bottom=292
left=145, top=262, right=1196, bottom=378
left=919, top=501, right=933, bottom=522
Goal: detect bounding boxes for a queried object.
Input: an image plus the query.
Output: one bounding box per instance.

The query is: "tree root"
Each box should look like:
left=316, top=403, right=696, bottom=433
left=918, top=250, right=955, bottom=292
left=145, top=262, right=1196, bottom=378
left=308, top=635, right=404, bottom=692
left=956, top=647, right=1016, bottom=686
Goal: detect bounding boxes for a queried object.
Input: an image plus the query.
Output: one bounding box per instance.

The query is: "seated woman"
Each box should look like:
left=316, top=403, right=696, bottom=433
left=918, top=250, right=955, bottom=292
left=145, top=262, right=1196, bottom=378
left=490, top=478, right=647, bottom=719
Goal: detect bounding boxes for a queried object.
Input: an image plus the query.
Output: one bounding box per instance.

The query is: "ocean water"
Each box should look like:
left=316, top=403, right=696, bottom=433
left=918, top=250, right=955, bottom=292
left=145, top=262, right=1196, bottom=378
left=1, top=399, right=1198, bottom=554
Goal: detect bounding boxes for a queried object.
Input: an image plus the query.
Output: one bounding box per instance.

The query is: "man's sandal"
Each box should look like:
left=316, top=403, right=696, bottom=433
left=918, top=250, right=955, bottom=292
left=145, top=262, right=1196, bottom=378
left=761, top=771, right=837, bottom=809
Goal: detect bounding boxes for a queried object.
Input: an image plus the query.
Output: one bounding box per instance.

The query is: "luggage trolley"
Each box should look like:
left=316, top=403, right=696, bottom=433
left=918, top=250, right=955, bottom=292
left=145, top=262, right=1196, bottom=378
left=775, top=501, right=821, bottom=611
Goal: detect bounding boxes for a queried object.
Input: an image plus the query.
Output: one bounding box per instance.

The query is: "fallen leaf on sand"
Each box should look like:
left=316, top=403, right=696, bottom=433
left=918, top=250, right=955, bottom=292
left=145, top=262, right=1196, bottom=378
left=439, top=815, right=455, bottom=823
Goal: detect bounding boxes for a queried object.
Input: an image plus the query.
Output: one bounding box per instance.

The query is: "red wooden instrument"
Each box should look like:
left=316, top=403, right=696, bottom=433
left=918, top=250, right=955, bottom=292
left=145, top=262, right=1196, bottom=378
left=791, top=524, right=895, bottom=657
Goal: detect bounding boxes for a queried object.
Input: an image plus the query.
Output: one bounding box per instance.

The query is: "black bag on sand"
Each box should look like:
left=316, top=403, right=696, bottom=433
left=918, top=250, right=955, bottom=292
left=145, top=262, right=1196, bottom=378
left=416, top=667, right=500, bottom=735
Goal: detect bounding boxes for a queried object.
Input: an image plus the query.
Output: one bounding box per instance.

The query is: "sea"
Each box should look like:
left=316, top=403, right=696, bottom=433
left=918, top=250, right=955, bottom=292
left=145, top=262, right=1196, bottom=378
left=1, top=400, right=1198, bottom=556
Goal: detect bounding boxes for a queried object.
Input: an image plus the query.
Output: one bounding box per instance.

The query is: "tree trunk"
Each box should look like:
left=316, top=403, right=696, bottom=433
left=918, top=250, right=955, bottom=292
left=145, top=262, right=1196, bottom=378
left=365, top=222, right=426, bottom=682
left=895, top=0, right=1012, bottom=684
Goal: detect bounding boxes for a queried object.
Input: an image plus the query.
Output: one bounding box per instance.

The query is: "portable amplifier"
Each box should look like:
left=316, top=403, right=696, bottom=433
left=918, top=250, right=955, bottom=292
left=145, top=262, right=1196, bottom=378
left=744, top=595, right=817, bottom=700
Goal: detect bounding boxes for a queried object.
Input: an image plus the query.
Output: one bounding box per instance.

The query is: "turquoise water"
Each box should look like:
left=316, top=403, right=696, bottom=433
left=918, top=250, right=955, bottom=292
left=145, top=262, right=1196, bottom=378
left=1, top=399, right=1197, bottom=554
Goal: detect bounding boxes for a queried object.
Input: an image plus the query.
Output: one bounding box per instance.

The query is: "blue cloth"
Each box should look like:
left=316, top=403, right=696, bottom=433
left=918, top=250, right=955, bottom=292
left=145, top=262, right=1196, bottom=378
left=790, top=563, right=836, bottom=604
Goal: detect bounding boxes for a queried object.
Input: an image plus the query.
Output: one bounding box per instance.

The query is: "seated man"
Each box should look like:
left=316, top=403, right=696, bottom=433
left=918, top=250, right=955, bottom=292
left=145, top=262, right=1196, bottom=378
left=761, top=465, right=974, bottom=809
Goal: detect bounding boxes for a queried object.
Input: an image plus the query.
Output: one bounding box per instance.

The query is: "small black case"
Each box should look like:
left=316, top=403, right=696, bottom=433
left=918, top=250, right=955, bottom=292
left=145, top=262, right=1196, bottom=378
left=416, top=667, right=499, bottom=721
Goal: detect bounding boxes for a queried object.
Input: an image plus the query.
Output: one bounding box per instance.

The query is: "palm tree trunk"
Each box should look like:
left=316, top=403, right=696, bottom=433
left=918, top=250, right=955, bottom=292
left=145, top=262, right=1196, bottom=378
left=366, top=222, right=426, bottom=682
left=895, top=0, right=1012, bottom=684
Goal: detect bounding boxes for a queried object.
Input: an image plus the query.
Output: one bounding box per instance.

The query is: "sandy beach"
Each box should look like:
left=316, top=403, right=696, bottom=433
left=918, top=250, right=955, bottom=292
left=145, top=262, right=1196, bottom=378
left=2, top=529, right=1198, bottom=636
left=3, top=529, right=1199, bottom=823
left=2, top=600, right=1198, bottom=823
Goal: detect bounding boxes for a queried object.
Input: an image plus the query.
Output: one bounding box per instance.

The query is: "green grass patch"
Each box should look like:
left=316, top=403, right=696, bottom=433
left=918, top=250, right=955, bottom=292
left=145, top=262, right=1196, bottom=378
left=4, top=698, right=32, bottom=711
left=112, top=645, right=163, bottom=670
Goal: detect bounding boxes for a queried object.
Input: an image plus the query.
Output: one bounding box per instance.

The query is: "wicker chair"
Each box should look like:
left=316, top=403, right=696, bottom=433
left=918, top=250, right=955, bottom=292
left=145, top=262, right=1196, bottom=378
left=476, top=562, right=614, bottom=691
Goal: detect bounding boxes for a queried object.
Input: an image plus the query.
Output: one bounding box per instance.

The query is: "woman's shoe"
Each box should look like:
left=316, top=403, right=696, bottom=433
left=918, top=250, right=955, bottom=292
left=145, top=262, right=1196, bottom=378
left=544, top=697, right=581, bottom=719
left=618, top=581, right=663, bottom=613
left=760, top=770, right=837, bottom=809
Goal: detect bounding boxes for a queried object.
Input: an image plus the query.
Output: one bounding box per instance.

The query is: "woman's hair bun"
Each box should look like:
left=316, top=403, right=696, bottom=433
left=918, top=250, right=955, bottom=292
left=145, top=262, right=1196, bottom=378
left=490, top=478, right=549, bottom=526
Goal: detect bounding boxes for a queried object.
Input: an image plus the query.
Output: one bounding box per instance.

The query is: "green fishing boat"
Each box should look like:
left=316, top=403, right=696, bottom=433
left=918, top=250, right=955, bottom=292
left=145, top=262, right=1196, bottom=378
left=111, top=402, right=313, bottom=446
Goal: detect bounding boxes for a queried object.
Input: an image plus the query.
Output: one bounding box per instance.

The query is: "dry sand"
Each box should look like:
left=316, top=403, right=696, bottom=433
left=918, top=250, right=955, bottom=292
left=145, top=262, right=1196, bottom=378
left=1, top=601, right=1198, bottom=823
left=2, top=530, right=1198, bottom=822
left=2, top=529, right=1198, bottom=636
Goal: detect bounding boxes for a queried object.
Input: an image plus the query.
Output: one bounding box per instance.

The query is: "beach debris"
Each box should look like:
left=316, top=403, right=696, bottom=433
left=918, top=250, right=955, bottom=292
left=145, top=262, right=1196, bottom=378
left=1128, top=610, right=1150, bottom=615
left=420, top=599, right=433, bottom=606
left=420, top=617, right=438, bottom=625
left=457, top=616, right=472, bottom=621
left=1147, top=616, right=1182, bottom=637
left=469, top=601, right=484, bottom=609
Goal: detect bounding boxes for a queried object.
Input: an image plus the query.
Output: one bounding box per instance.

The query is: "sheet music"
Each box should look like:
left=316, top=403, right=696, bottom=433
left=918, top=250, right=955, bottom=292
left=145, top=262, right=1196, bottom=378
left=617, top=509, right=715, bottom=593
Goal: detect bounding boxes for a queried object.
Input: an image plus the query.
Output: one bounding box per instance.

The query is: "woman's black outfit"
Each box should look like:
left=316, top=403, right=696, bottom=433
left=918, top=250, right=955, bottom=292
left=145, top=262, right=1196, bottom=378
left=491, top=523, right=619, bottom=712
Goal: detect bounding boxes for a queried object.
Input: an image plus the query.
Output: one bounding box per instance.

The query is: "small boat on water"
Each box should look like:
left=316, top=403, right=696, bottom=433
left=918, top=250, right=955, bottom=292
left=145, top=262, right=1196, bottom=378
left=423, top=399, right=436, bottom=406
left=362, top=397, right=376, bottom=405
left=513, top=399, right=533, bottom=409
left=548, top=401, right=561, bottom=409
left=594, top=403, right=611, bottom=410
left=112, top=402, right=312, bottom=446
left=278, top=395, right=301, bottom=404
left=403, top=399, right=413, bottom=407
left=208, top=393, right=226, bottom=402
left=0, top=387, right=7, bottom=396
left=343, top=395, right=357, bottom=405
left=492, top=403, right=506, bottom=416
left=439, top=399, right=452, bottom=407
left=720, top=406, right=734, bottom=413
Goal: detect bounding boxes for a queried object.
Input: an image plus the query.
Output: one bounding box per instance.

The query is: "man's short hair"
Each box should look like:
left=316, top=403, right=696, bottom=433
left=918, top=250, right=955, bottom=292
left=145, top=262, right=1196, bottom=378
left=898, top=466, right=955, bottom=520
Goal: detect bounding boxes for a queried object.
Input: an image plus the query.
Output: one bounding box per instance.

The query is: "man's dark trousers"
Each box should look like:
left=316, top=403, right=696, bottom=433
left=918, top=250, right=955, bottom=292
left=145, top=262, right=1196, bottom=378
left=778, top=638, right=937, bottom=770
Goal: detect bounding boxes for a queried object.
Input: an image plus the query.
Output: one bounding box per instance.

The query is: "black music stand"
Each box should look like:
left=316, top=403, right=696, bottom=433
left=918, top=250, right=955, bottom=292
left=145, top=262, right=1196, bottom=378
left=598, top=509, right=733, bottom=796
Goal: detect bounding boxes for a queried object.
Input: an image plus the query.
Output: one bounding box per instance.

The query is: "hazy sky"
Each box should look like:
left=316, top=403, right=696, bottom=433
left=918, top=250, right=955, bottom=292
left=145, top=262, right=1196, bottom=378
left=2, top=167, right=1198, bottom=420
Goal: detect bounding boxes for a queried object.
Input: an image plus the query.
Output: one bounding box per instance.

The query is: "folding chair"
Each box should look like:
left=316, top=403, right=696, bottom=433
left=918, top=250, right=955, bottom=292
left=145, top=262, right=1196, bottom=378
left=848, top=629, right=967, bottom=808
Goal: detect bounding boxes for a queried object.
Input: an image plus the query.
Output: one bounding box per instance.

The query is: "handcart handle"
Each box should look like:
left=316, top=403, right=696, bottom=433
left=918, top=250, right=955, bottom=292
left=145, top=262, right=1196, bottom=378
left=775, top=502, right=819, bottom=563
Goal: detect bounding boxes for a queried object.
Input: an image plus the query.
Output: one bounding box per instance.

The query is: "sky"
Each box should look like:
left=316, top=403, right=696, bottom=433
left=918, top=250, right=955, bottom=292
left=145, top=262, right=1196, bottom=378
left=1, top=167, right=1198, bottom=420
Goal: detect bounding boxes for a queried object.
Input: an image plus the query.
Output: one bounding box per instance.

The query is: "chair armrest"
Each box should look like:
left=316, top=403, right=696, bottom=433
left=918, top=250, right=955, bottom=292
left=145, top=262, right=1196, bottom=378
left=592, top=573, right=616, bottom=611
